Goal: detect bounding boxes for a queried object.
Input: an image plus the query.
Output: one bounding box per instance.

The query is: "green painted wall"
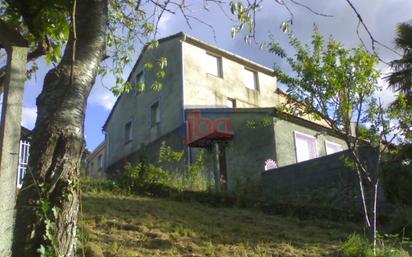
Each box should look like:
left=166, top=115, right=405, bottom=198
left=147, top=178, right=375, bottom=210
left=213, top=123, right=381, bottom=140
left=273, top=117, right=347, bottom=167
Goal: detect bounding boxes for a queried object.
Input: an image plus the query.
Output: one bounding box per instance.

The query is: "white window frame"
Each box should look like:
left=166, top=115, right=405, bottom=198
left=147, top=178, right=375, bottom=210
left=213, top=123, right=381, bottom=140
left=124, top=120, right=133, bottom=143
left=205, top=52, right=223, bottom=78
left=325, top=140, right=344, bottom=155
left=243, top=68, right=259, bottom=91
left=293, top=131, right=318, bottom=163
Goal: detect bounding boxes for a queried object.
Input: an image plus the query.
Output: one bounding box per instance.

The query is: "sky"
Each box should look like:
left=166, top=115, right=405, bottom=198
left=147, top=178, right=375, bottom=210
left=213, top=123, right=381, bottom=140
left=7, top=0, right=412, bottom=151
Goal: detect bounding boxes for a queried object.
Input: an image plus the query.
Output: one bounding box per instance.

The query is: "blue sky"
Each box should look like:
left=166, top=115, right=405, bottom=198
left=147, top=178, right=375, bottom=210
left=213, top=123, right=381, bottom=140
left=10, top=0, right=412, bottom=151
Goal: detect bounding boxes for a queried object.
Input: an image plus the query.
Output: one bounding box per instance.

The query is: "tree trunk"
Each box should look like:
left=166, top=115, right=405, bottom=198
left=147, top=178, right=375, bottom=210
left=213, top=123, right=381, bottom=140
left=12, top=0, right=107, bottom=256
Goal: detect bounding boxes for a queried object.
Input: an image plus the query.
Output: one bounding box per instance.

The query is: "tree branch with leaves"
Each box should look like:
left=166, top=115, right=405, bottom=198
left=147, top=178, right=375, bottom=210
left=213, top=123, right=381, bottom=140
left=270, top=29, right=404, bottom=254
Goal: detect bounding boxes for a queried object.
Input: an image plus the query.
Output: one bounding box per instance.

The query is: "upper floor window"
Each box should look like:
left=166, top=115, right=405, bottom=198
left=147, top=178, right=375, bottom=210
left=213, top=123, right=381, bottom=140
left=294, top=131, right=317, bottom=162
left=125, top=121, right=133, bottom=143
left=135, top=71, right=145, bottom=94
left=325, top=141, right=343, bottom=155
left=151, top=101, right=160, bottom=126
left=97, top=154, right=103, bottom=169
left=226, top=98, right=236, bottom=108
left=244, top=68, right=259, bottom=90
left=205, top=53, right=223, bottom=77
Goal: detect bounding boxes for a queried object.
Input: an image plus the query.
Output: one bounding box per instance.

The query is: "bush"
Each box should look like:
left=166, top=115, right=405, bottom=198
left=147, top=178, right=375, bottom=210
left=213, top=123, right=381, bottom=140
left=382, top=155, right=412, bottom=205
left=115, top=162, right=169, bottom=194
left=81, top=177, right=121, bottom=194
left=340, top=234, right=411, bottom=257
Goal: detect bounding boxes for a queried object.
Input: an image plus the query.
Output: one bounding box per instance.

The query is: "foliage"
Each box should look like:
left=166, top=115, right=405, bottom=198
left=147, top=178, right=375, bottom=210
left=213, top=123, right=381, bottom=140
left=382, top=158, right=412, bottom=205
left=116, top=162, right=169, bottom=194
left=269, top=28, right=406, bottom=251
left=270, top=29, right=381, bottom=135
left=340, top=234, right=411, bottom=257
left=0, top=0, right=71, bottom=63
left=232, top=173, right=263, bottom=207
left=386, top=20, right=412, bottom=98
left=385, top=20, right=412, bottom=142
left=111, top=142, right=209, bottom=195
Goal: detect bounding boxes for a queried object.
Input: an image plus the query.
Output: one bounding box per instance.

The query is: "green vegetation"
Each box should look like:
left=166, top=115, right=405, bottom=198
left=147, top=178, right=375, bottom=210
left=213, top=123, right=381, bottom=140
left=341, top=234, right=411, bottom=257
left=79, top=192, right=412, bottom=257
left=113, top=142, right=211, bottom=194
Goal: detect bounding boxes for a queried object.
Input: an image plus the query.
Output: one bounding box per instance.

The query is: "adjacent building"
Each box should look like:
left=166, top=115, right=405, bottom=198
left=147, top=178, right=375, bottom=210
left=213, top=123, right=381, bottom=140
left=85, top=141, right=105, bottom=179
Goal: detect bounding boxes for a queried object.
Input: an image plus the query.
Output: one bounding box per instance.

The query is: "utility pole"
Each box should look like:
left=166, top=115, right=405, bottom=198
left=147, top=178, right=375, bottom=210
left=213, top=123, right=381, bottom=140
left=0, top=20, right=28, bottom=256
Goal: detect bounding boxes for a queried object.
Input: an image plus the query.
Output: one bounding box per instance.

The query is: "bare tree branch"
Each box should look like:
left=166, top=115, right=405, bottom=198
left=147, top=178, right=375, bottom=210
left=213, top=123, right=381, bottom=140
left=288, top=0, right=333, bottom=17
left=345, top=0, right=401, bottom=62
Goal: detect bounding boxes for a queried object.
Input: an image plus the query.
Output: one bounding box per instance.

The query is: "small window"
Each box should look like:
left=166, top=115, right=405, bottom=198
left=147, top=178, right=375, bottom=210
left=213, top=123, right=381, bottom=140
left=135, top=71, right=145, bottom=94
left=151, top=101, right=160, bottom=127
left=244, top=68, right=259, bottom=90
left=90, top=162, right=94, bottom=172
left=97, top=154, right=103, bottom=169
left=325, top=141, right=343, bottom=155
left=205, top=53, right=222, bottom=77
left=226, top=98, right=236, bottom=108
left=125, top=121, right=132, bottom=143
left=294, top=131, right=317, bottom=162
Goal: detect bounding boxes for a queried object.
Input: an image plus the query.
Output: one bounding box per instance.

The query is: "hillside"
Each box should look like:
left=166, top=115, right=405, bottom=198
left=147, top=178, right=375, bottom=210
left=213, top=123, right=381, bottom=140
left=80, top=193, right=360, bottom=257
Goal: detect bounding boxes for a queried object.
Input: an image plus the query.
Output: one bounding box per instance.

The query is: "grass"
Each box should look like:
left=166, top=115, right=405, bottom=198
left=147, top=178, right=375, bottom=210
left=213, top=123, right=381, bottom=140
left=79, top=192, right=362, bottom=257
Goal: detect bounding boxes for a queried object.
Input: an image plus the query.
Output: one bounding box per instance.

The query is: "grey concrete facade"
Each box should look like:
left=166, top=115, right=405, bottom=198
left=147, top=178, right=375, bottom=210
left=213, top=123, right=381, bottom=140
left=102, top=32, right=348, bottom=193
left=103, top=33, right=279, bottom=172
left=262, top=147, right=379, bottom=212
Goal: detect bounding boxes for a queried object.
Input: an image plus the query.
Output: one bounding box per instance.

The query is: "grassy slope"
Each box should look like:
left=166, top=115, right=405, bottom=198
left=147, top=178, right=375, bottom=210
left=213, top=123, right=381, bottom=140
left=80, top=193, right=360, bottom=257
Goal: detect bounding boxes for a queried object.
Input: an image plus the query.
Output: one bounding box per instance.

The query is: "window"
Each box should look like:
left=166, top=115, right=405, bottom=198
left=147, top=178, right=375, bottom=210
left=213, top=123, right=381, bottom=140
left=226, top=98, right=236, bottom=108
left=97, top=154, right=103, bottom=169
left=325, top=141, right=343, bottom=155
left=244, top=68, right=259, bottom=90
left=205, top=53, right=222, bottom=77
left=151, top=101, right=160, bottom=126
left=294, top=131, right=317, bottom=162
left=125, top=121, right=132, bottom=143
left=135, top=71, right=145, bottom=94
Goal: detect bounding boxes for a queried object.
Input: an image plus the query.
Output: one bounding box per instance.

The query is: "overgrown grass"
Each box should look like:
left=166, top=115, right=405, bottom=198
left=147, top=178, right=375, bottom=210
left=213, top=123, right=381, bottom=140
left=340, top=234, right=411, bottom=257
left=79, top=192, right=363, bottom=257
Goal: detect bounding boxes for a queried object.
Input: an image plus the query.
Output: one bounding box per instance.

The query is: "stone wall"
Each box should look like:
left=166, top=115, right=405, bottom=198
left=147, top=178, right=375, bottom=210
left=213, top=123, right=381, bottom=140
left=262, top=147, right=379, bottom=212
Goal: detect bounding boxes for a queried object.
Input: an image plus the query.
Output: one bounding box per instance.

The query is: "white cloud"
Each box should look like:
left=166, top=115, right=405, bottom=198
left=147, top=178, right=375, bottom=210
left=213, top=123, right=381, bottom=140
left=0, top=95, right=37, bottom=129
left=21, top=107, right=37, bottom=129
left=88, top=82, right=117, bottom=110
left=376, top=67, right=397, bottom=107
left=157, top=13, right=173, bottom=35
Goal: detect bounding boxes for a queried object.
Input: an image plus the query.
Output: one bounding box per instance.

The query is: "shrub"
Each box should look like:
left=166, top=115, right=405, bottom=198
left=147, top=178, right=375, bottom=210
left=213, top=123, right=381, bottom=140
left=116, top=162, right=169, bottom=193
left=382, top=154, right=412, bottom=205
left=340, top=234, right=411, bottom=257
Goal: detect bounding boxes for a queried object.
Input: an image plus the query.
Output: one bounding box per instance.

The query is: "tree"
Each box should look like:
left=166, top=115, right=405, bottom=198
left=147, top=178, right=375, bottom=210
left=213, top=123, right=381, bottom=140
left=386, top=20, right=412, bottom=142
left=386, top=20, right=412, bottom=99
left=8, top=1, right=106, bottom=256
left=0, top=0, right=223, bottom=256
left=270, top=30, right=402, bottom=254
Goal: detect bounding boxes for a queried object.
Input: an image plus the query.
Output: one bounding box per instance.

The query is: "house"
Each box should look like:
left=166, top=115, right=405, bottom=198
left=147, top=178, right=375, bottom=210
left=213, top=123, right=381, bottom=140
left=101, top=32, right=347, bottom=191
left=86, top=142, right=105, bottom=179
